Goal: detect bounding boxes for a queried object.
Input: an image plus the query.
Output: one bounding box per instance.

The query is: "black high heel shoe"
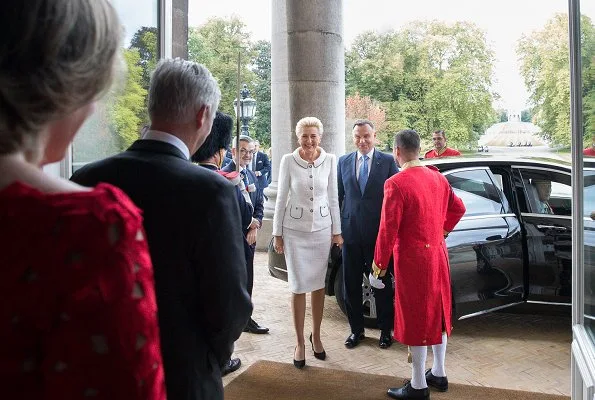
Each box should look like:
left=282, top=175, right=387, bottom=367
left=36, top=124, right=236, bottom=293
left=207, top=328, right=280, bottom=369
left=309, top=333, right=326, bottom=360
left=293, top=346, right=305, bottom=369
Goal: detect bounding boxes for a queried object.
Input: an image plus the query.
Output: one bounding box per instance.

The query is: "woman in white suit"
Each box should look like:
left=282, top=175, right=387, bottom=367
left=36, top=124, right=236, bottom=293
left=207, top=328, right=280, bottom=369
left=272, top=117, right=343, bottom=368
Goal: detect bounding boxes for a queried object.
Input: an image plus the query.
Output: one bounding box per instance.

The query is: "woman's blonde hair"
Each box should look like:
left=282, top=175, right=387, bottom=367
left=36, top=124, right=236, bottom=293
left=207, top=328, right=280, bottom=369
left=295, top=117, right=324, bottom=138
left=0, top=0, right=122, bottom=155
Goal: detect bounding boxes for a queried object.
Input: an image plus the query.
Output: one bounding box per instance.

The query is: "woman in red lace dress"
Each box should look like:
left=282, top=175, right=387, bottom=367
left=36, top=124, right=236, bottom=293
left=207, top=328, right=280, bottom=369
left=0, top=1, right=166, bottom=399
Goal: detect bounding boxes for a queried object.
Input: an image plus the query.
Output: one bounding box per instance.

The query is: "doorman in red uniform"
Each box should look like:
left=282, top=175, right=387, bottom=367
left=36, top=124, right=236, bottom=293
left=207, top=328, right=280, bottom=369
left=424, top=130, right=461, bottom=158
left=372, top=129, right=465, bottom=399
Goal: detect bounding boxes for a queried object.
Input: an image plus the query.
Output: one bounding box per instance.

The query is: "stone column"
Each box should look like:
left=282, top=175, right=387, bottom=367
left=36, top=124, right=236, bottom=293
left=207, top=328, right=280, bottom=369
left=172, top=0, right=188, bottom=59
left=263, top=0, right=345, bottom=224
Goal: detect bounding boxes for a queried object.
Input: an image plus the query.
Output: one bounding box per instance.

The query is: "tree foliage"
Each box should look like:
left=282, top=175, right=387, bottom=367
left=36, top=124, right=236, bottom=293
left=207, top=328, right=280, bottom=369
left=188, top=17, right=257, bottom=122
left=108, top=48, right=147, bottom=149
left=345, top=93, right=388, bottom=144
left=250, top=40, right=272, bottom=147
left=517, top=13, right=595, bottom=146
left=345, top=20, right=497, bottom=149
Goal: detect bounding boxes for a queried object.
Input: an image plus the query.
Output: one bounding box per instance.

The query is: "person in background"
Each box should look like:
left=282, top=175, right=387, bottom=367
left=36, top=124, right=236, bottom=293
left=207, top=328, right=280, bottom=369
left=249, top=140, right=271, bottom=194
left=0, top=0, right=165, bottom=398
left=191, top=111, right=255, bottom=376
left=424, top=130, right=461, bottom=158
left=223, top=136, right=269, bottom=334
left=71, top=58, right=252, bottom=400
left=584, top=133, right=595, bottom=157
left=533, top=179, right=554, bottom=215
left=372, top=130, right=465, bottom=399
left=338, top=119, right=398, bottom=350
left=272, top=117, right=343, bottom=368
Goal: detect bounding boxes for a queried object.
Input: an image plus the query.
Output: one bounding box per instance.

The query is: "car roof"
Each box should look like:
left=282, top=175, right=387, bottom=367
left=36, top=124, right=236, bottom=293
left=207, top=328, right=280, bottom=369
left=419, top=154, right=595, bottom=171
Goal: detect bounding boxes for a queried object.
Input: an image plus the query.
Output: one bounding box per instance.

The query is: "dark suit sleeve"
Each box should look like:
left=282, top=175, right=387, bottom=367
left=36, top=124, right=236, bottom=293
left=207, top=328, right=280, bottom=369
left=388, top=154, right=399, bottom=176
left=337, top=157, right=345, bottom=210
left=195, top=182, right=252, bottom=367
left=260, top=152, right=271, bottom=177
left=253, top=187, right=264, bottom=224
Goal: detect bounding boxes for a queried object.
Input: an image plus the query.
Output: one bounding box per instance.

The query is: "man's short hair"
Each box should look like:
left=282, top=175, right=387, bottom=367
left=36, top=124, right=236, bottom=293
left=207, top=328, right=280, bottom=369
left=394, top=129, right=421, bottom=152
left=191, top=112, right=233, bottom=163
left=231, top=135, right=254, bottom=149
left=148, top=58, right=221, bottom=124
left=433, top=129, right=446, bottom=138
left=353, top=119, right=375, bottom=130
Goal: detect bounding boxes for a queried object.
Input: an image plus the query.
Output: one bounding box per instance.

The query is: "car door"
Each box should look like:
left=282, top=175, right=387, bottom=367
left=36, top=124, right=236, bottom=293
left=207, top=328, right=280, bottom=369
left=514, top=166, right=572, bottom=304
left=444, top=167, right=524, bottom=319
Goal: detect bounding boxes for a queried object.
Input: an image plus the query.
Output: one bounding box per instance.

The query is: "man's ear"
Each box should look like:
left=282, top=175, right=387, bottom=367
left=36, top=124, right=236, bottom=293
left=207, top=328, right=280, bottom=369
left=195, top=105, right=209, bottom=130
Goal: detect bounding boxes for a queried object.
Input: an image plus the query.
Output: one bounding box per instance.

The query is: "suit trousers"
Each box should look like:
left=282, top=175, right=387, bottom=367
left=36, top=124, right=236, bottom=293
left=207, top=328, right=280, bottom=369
left=243, top=239, right=254, bottom=298
left=342, top=242, right=394, bottom=334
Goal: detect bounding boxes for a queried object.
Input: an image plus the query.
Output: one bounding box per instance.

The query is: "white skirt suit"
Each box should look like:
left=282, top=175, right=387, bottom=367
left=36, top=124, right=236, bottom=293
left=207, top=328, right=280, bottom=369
left=272, top=148, right=342, bottom=293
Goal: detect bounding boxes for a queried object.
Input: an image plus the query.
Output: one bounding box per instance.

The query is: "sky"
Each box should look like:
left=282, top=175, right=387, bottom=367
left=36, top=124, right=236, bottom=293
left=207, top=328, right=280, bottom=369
left=188, top=0, right=595, bottom=112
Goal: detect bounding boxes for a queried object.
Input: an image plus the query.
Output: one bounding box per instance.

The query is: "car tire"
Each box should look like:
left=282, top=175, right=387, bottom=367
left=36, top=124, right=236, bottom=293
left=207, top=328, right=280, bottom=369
left=334, top=265, right=379, bottom=328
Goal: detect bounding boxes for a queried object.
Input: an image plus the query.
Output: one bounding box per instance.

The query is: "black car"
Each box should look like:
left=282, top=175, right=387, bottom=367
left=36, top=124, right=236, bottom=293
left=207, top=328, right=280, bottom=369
left=268, top=156, right=595, bottom=326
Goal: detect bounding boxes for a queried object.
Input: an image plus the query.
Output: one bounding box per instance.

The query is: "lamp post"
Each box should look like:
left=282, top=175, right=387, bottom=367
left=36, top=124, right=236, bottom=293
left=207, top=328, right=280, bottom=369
left=233, top=84, right=257, bottom=136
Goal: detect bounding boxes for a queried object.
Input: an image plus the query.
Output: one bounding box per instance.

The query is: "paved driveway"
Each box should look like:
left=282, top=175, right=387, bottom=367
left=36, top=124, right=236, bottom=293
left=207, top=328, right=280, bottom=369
left=224, top=251, right=571, bottom=396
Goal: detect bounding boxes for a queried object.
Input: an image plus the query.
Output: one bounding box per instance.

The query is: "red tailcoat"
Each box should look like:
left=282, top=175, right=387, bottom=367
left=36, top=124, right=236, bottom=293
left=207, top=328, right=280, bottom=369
left=424, top=147, right=461, bottom=158
left=374, top=164, right=465, bottom=346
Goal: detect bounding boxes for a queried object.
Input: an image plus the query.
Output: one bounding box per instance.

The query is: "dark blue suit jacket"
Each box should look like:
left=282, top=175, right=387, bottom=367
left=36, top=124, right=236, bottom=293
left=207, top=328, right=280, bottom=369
left=251, top=151, right=271, bottom=190
left=338, top=149, right=398, bottom=245
left=222, top=160, right=264, bottom=225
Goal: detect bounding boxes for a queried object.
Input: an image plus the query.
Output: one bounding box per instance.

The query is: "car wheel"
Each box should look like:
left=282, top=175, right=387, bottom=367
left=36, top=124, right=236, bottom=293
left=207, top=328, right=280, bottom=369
left=334, top=265, right=379, bottom=328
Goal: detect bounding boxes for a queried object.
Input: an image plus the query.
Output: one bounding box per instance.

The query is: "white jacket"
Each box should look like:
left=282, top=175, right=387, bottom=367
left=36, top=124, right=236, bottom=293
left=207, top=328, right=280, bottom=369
left=273, top=148, right=341, bottom=236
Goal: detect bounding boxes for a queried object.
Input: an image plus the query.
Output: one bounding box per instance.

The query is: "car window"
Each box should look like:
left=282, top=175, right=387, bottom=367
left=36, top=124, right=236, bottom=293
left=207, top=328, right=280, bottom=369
left=519, top=169, right=571, bottom=216
left=585, top=170, right=595, bottom=218
left=446, top=169, right=505, bottom=217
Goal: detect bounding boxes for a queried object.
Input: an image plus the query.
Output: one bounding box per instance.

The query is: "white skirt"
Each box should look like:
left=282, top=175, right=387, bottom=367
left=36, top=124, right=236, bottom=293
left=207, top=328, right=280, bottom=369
left=283, top=226, right=331, bottom=294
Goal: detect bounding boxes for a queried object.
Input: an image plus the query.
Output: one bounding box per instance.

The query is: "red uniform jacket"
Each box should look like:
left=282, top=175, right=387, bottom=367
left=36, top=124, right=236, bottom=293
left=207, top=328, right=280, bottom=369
left=374, top=164, right=465, bottom=346
left=424, top=147, right=461, bottom=158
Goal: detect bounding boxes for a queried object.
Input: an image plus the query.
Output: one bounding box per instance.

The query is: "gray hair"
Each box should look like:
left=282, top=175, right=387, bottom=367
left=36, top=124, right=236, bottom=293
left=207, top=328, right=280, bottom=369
left=0, top=0, right=121, bottom=155
left=393, top=129, right=421, bottom=152
left=231, top=135, right=253, bottom=149
left=148, top=58, right=221, bottom=124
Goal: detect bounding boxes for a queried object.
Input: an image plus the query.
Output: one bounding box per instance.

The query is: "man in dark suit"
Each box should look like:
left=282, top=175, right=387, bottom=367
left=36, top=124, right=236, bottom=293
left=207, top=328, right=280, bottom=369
left=191, top=111, right=254, bottom=376
left=338, top=119, right=398, bottom=349
left=223, top=135, right=269, bottom=334
left=249, top=140, right=271, bottom=192
left=71, top=59, right=252, bottom=400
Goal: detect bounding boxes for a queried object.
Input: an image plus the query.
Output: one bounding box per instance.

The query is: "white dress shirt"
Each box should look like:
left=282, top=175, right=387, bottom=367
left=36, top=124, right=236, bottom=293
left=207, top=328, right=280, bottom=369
left=356, top=147, right=374, bottom=180
left=142, top=129, right=190, bottom=160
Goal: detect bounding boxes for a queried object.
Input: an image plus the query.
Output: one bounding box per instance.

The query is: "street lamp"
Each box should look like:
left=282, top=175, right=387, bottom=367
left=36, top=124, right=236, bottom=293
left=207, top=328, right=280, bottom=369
left=233, top=84, right=257, bottom=136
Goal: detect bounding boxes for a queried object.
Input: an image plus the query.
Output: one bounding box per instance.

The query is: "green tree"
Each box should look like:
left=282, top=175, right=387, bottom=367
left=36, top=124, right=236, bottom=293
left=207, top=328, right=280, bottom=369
left=517, top=13, right=595, bottom=146
left=250, top=40, right=272, bottom=147
left=108, top=48, right=147, bottom=149
left=129, top=26, right=158, bottom=91
left=188, top=17, right=257, bottom=120
left=521, top=108, right=533, bottom=123
left=345, top=20, right=497, bottom=149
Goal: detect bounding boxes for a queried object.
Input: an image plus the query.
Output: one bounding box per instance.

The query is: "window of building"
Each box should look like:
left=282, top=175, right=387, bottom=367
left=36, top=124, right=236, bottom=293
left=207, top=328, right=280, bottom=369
left=70, top=0, right=160, bottom=175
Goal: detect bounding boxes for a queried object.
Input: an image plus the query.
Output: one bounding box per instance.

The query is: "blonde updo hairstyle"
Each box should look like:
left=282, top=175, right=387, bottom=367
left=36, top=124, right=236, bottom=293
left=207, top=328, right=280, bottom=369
left=0, top=0, right=122, bottom=155
left=295, top=117, right=324, bottom=138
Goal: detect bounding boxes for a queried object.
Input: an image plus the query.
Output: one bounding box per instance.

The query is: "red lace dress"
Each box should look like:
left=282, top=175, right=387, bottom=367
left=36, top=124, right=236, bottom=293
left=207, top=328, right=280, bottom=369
left=0, top=182, right=166, bottom=399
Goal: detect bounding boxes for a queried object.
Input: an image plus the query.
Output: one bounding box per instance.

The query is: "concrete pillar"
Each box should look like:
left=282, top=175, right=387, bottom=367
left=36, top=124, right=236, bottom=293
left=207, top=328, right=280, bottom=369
left=172, top=0, right=188, bottom=59
left=258, top=0, right=345, bottom=249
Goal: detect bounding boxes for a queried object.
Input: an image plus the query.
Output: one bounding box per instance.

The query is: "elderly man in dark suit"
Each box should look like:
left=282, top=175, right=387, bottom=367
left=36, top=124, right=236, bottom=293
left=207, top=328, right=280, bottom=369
left=337, top=119, right=398, bottom=350
left=223, top=135, right=269, bottom=334
left=71, top=58, right=252, bottom=400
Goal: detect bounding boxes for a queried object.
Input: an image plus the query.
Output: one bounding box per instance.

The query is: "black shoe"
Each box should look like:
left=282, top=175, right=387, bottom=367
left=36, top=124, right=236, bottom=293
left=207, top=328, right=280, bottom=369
left=425, top=369, right=448, bottom=392
left=387, top=381, right=429, bottom=399
left=379, top=331, right=393, bottom=349
left=293, top=346, right=305, bottom=369
left=309, top=333, right=326, bottom=360
left=221, top=358, right=241, bottom=376
left=344, top=332, right=365, bottom=349
left=243, top=318, right=269, bottom=334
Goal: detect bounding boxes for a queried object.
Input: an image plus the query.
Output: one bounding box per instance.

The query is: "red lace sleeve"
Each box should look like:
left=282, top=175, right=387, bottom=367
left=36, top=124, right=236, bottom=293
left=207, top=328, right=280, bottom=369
left=0, top=183, right=166, bottom=400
